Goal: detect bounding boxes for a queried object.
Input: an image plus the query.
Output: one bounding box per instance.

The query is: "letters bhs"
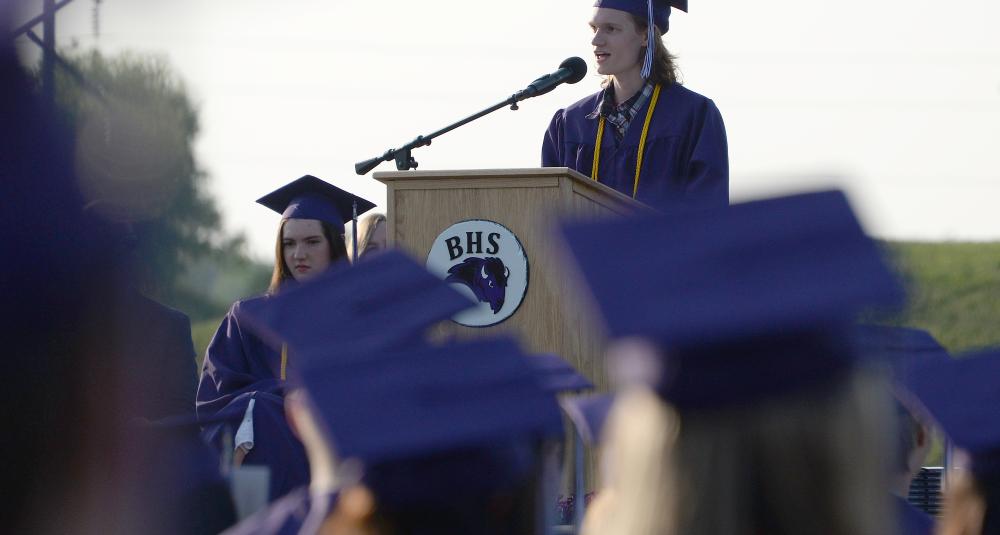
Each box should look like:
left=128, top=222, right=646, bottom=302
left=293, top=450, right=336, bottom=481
left=446, top=232, right=502, bottom=260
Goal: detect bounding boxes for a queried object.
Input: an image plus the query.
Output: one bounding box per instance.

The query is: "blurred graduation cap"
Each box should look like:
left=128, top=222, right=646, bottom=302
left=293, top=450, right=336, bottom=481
left=902, top=348, right=1000, bottom=477
left=594, top=0, right=688, bottom=77
left=561, top=394, right=614, bottom=446
left=528, top=353, right=595, bottom=393
left=852, top=325, right=951, bottom=382
left=558, top=190, right=904, bottom=409
left=256, top=174, right=376, bottom=260
left=236, top=250, right=473, bottom=362
left=298, top=337, right=564, bottom=506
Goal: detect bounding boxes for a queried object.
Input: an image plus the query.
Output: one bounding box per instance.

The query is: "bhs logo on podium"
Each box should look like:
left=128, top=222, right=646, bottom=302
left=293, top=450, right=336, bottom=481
left=426, top=220, right=529, bottom=327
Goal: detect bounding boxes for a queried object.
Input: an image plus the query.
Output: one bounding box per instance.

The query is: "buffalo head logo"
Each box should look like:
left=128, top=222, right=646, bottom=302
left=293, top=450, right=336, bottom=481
left=445, top=256, right=510, bottom=314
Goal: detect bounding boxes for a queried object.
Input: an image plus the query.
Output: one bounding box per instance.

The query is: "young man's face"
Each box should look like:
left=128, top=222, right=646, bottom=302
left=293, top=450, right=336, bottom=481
left=589, top=8, right=646, bottom=78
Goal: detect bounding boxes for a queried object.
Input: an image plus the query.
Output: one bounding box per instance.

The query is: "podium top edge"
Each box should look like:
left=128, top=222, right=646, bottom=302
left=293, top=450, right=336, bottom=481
left=371, top=168, right=648, bottom=209
left=372, top=167, right=586, bottom=181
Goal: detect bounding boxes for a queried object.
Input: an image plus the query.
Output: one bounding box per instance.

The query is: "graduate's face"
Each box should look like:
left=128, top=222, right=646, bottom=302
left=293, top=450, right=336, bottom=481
left=589, top=8, right=646, bottom=77
left=282, top=218, right=332, bottom=282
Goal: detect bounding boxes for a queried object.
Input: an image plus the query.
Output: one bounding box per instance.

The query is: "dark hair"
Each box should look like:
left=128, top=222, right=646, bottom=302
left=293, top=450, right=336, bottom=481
left=981, top=476, right=1000, bottom=535
left=363, top=442, right=547, bottom=535
left=267, top=218, right=347, bottom=294
left=631, top=15, right=680, bottom=87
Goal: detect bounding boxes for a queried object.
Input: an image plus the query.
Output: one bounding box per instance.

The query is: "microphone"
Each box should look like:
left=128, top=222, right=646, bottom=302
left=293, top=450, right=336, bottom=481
left=515, top=57, right=588, bottom=100
left=353, top=57, right=588, bottom=175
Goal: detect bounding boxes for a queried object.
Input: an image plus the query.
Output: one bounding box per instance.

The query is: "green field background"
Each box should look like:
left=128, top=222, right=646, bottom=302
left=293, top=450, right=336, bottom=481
left=882, top=241, right=1000, bottom=352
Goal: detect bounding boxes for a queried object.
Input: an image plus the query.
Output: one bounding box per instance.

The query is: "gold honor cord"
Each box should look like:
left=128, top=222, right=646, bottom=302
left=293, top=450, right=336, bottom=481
left=590, top=83, right=663, bottom=199
left=280, top=343, right=288, bottom=381
left=591, top=119, right=605, bottom=183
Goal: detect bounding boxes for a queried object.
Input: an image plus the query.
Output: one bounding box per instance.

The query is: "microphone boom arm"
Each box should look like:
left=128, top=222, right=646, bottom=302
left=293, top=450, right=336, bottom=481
left=355, top=92, right=528, bottom=175
left=356, top=57, right=585, bottom=175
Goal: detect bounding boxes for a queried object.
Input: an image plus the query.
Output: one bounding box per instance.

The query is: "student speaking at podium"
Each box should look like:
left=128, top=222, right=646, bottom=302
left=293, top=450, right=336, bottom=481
left=541, top=0, right=728, bottom=210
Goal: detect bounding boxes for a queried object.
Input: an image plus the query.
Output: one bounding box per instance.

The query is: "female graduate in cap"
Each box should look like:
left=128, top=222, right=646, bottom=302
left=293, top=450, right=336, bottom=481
left=196, top=175, right=375, bottom=502
left=542, top=0, right=728, bottom=210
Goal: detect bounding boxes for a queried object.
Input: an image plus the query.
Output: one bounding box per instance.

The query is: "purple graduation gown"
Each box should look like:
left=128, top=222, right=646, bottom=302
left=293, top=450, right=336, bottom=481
left=221, top=487, right=339, bottom=535
left=541, top=82, right=729, bottom=210
left=893, top=494, right=934, bottom=535
left=197, top=296, right=310, bottom=501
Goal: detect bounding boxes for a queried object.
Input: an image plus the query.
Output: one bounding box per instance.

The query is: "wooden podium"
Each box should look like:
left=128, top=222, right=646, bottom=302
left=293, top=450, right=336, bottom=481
left=374, top=167, right=648, bottom=392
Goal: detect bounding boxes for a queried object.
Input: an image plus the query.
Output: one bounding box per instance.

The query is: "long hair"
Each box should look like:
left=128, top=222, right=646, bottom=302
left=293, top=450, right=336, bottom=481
left=348, top=212, right=387, bottom=260
left=267, top=218, right=347, bottom=294
left=629, top=16, right=680, bottom=87
left=589, top=371, right=893, bottom=535
left=582, top=387, right=680, bottom=535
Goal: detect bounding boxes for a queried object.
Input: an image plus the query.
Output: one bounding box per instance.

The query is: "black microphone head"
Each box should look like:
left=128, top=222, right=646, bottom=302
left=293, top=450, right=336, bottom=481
left=559, top=56, right=588, bottom=85
left=355, top=156, right=384, bottom=175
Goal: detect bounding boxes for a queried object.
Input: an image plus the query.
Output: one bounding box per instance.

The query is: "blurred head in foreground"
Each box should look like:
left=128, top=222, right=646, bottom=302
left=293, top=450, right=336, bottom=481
left=559, top=190, right=905, bottom=535
left=2, top=28, right=231, bottom=533
left=2, top=33, right=112, bottom=533
left=853, top=324, right=950, bottom=535
left=902, top=348, right=1000, bottom=535
left=218, top=248, right=477, bottom=513
left=295, top=338, right=564, bottom=535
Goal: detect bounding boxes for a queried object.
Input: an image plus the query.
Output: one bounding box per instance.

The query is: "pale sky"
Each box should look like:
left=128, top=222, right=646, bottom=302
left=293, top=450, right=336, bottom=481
left=15, top=0, right=1000, bottom=259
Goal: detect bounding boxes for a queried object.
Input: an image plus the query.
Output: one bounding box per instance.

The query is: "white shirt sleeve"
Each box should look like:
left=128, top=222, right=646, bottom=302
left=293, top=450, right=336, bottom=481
left=234, top=398, right=256, bottom=451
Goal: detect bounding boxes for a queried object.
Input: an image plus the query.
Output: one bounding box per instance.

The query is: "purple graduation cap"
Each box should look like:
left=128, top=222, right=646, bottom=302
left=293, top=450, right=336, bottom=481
left=236, top=249, right=474, bottom=363
left=256, top=174, right=376, bottom=261
left=595, top=0, right=687, bottom=32
left=528, top=353, right=595, bottom=393
left=852, top=325, right=951, bottom=382
left=297, top=336, right=564, bottom=506
left=594, top=0, right=689, bottom=78
left=558, top=190, right=905, bottom=409
left=902, top=348, right=1000, bottom=477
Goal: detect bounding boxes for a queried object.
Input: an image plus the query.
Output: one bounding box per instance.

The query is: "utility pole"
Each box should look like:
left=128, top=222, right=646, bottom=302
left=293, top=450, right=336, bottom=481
left=11, top=0, right=79, bottom=104
left=41, top=0, right=57, bottom=104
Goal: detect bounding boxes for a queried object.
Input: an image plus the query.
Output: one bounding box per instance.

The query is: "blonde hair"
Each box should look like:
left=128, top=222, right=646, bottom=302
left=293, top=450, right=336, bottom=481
left=347, top=212, right=386, bottom=261
left=588, top=371, right=894, bottom=535
left=582, top=387, right=680, bottom=535
left=937, top=471, right=989, bottom=535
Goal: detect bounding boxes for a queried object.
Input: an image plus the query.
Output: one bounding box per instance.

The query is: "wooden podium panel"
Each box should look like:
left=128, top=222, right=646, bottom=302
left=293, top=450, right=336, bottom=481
left=374, top=168, right=647, bottom=393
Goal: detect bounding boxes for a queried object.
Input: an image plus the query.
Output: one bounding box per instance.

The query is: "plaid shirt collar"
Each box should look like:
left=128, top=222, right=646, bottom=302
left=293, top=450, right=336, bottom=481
left=586, top=82, right=655, bottom=140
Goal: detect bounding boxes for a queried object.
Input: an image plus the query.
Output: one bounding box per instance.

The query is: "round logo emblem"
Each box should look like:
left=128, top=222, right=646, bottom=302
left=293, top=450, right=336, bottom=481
left=426, top=219, right=529, bottom=327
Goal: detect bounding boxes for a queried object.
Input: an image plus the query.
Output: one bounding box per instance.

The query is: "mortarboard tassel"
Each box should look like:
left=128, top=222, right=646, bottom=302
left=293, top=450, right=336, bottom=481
left=351, top=199, right=359, bottom=263
left=640, top=0, right=655, bottom=79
